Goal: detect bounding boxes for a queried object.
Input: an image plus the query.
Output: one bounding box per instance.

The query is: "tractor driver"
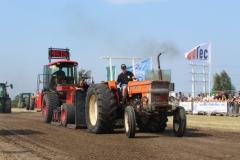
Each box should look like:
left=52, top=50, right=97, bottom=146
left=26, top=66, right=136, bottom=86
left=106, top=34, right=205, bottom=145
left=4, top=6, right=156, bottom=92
left=50, top=68, right=66, bottom=90
left=53, top=68, right=66, bottom=84
left=117, top=64, right=134, bottom=103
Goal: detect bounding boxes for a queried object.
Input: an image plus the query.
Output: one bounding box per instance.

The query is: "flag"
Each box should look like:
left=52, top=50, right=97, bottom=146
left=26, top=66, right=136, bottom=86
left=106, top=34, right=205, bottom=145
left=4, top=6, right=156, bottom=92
left=127, top=58, right=151, bottom=81
left=185, top=42, right=211, bottom=64
left=106, top=66, right=116, bottom=81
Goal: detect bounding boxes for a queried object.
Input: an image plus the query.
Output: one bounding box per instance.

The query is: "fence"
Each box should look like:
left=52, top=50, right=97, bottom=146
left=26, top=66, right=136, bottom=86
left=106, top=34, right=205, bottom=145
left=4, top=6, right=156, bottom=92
left=179, top=101, right=240, bottom=116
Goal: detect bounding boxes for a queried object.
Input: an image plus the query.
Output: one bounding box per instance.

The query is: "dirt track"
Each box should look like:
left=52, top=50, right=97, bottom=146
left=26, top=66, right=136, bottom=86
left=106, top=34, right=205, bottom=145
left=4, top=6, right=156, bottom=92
left=0, top=110, right=240, bottom=160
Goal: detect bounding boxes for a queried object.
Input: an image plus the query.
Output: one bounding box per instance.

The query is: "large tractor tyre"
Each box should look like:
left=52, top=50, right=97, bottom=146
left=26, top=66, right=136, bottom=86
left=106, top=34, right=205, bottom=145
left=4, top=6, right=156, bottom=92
left=124, top=106, right=136, bottom=138
left=29, top=104, right=35, bottom=110
left=75, top=90, right=87, bottom=128
left=42, top=93, right=59, bottom=123
left=138, top=113, right=168, bottom=133
left=173, top=107, right=187, bottom=137
left=85, top=84, right=117, bottom=134
left=4, top=99, right=12, bottom=113
left=61, top=104, right=75, bottom=127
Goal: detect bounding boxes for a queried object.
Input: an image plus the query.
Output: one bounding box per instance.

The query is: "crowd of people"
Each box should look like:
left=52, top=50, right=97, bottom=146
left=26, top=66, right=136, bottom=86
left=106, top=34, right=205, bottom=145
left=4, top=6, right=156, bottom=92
left=174, top=91, right=240, bottom=114
left=175, top=91, right=240, bottom=104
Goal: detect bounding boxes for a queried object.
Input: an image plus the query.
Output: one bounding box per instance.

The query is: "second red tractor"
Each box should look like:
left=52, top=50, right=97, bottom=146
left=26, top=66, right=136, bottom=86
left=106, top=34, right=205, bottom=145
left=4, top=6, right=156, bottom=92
left=36, top=48, right=88, bottom=128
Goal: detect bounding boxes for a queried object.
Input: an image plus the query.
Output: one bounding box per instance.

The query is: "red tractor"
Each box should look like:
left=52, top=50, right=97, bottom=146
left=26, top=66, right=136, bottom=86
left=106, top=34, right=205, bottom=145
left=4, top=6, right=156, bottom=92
left=36, top=48, right=88, bottom=128
left=85, top=53, right=186, bottom=138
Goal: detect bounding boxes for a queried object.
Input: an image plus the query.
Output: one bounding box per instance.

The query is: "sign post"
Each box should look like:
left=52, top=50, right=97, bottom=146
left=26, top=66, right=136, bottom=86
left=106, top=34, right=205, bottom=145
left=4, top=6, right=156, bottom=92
left=208, top=43, right=212, bottom=96
left=191, top=63, right=195, bottom=98
left=185, top=43, right=212, bottom=97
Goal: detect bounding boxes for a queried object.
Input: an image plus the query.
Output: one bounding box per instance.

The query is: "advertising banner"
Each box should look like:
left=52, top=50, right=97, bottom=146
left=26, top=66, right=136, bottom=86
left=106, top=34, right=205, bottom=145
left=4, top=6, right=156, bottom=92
left=179, top=102, right=192, bottom=112
left=192, top=102, right=228, bottom=114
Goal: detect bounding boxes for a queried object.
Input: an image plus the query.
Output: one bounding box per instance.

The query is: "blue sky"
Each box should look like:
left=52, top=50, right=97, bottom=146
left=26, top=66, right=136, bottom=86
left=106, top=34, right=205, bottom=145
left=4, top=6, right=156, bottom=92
left=0, top=0, right=239, bottom=97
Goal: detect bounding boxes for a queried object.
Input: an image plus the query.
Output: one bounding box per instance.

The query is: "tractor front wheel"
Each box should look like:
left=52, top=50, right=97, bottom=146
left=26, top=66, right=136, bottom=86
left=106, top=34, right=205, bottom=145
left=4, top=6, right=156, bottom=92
left=42, top=93, right=59, bottom=123
left=124, top=106, right=136, bottom=138
left=61, top=104, right=75, bottom=127
left=173, top=107, right=186, bottom=137
left=4, top=99, right=12, bottom=113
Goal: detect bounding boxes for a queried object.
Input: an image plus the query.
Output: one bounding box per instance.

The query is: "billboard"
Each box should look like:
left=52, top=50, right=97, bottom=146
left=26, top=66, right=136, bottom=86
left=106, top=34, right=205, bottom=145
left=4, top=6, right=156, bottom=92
left=185, top=43, right=211, bottom=64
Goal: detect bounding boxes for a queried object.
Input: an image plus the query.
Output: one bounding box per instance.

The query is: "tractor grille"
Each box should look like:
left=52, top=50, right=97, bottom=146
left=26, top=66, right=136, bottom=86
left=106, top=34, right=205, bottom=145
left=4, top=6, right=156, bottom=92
left=151, top=94, right=169, bottom=105
left=150, top=81, right=170, bottom=108
left=151, top=81, right=169, bottom=105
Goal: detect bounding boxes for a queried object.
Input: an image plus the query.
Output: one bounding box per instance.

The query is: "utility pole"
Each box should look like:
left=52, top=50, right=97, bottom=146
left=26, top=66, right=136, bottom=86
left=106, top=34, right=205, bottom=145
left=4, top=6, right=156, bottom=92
left=191, top=63, right=195, bottom=98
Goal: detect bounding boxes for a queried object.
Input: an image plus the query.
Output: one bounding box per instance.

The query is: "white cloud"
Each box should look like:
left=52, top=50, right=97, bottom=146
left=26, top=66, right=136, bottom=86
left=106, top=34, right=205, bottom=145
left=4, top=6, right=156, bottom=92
left=104, top=0, right=165, bottom=5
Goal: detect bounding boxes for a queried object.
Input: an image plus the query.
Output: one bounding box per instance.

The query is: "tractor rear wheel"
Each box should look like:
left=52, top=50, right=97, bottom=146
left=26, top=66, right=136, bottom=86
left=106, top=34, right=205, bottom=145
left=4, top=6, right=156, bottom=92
left=173, top=107, right=186, bottom=137
left=42, top=93, right=59, bottom=123
left=4, top=99, right=12, bottom=113
left=124, top=106, right=136, bottom=138
left=85, top=84, right=117, bottom=134
left=61, top=104, right=75, bottom=127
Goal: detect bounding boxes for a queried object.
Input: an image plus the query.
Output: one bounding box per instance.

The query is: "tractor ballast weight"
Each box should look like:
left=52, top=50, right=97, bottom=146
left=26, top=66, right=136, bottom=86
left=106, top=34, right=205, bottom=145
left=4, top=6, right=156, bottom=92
left=0, top=83, right=13, bottom=113
left=85, top=53, right=186, bottom=138
left=36, top=48, right=88, bottom=128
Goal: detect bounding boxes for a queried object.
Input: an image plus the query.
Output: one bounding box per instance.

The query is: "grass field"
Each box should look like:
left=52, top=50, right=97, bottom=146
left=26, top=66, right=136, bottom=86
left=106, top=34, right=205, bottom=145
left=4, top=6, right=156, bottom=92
left=169, top=115, right=240, bottom=132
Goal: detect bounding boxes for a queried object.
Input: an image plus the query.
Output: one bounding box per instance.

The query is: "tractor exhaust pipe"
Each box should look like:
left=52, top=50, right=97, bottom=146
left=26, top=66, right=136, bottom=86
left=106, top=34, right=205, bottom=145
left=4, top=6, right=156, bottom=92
left=157, top=53, right=163, bottom=80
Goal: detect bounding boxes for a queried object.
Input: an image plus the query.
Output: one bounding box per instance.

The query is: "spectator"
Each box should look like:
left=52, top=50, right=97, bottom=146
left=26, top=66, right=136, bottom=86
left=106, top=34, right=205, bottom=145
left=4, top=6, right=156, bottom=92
left=187, top=93, right=192, bottom=102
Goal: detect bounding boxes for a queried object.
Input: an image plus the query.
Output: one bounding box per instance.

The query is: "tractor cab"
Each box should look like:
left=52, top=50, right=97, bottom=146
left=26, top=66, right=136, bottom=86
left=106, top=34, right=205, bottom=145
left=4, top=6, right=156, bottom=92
left=40, top=48, right=78, bottom=92
left=44, top=60, right=78, bottom=91
left=36, top=48, right=78, bottom=111
left=0, top=83, right=12, bottom=98
left=0, top=83, right=7, bottom=98
left=18, top=93, right=34, bottom=110
left=0, top=83, right=13, bottom=113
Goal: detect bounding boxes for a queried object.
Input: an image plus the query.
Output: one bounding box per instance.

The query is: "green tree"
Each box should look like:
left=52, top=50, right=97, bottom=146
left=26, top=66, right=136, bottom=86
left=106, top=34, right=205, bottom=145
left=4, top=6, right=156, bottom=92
left=212, top=70, right=235, bottom=93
